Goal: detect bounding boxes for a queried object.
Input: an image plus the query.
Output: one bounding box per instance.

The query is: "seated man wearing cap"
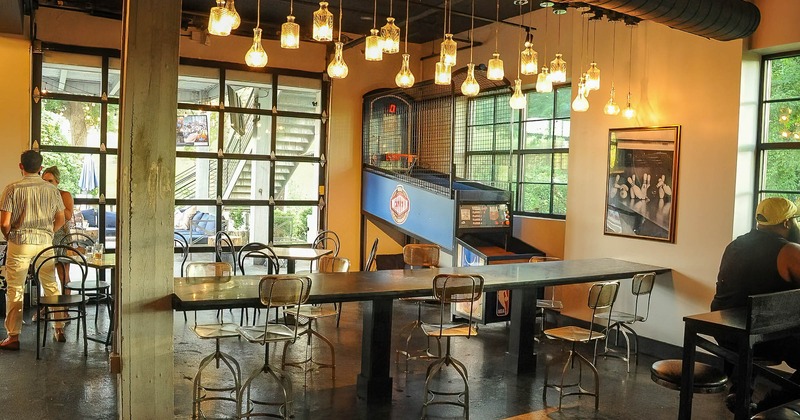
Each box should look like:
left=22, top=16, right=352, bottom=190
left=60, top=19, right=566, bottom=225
left=712, top=197, right=800, bottom=413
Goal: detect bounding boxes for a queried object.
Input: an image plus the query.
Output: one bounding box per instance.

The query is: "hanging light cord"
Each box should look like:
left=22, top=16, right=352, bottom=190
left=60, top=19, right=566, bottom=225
left=442, top=0, right=447, bottom=38
left=628, top=25, right=633, bottom=92
left=447, top=0, right=452, bottom=34
left=494, top=0, right=499, bottom=52
left=404, top=0, right=409, bottom=53
left=337, top=0, right=343, bottom=42
left=516, top=2, right=522, bottom=79
left=610, top=21, right=616, bottom=85
left=290, top=0, right=293, bottom=16
left=469, top=0, right=475, bottom=62
left=543, top=2, right=547, bottom=64
left=256, top=0, right=261, bottom=28
left=373, top=0, right=377, bottom=28
left=584, top=14, right=590, bottom=70
left=592, top=18, right=597, bottom=60
left=389, top=0, right=393, bottom=18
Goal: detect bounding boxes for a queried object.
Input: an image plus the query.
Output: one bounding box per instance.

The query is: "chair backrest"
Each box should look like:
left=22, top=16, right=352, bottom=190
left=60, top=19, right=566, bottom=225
left=747, top=288, right=800, bottom=335
left=237, top=241, right=280, bottom=275
left=431, top=274, right=484, bottom=338
left=317, top=255, right=350, bottom=273
left=185, top=262, right=233, bottom=277
left=173, top=232, right=189, bottom=277
left=587, top=281, right=620, bottom=339
left=214, top=231, right=238, bottom=273
left=528, top=255, right=561, bottom=263
left=259, top=275, right=312, bottom=342
left=32, top=245, right=88, bottom=296
left=312, top=230, right=341, bottom=257
left=403, top=243, right=439, bottom=268
left=363, top=238, right=379, bottom=271
left=631, top=272, right=656, bottom=322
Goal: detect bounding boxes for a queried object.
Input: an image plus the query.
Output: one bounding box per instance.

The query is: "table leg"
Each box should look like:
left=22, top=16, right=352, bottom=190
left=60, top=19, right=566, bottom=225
left=678, top=323, right=697, bottom=420
left=357, top=298, right=393, bottom=402
left=734, top=339, right=754, bottom=420
left=507, top=287, right=538, bottom=374
left=286, top=259, right=296, bottom=274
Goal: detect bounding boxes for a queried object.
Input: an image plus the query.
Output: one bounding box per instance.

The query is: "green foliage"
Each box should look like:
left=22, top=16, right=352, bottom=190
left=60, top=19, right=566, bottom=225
left=762, top=55, right=800, bottom=196
left=40, top=112, right=89, bottom=196
left=274, top=207, right=312, bottom=242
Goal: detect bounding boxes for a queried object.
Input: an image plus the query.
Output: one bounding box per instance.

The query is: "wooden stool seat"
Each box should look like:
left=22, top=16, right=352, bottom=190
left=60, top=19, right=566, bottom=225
left=651, top=359, right=728, bottom=394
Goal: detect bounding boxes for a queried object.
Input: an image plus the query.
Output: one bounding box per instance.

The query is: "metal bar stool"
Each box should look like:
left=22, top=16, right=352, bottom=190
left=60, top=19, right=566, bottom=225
left=396, top=243, right=440, bottom=371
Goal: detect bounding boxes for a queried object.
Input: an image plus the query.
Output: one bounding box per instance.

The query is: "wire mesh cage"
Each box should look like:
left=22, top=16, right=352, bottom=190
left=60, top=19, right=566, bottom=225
left=362, top=65, right=510, bottom=197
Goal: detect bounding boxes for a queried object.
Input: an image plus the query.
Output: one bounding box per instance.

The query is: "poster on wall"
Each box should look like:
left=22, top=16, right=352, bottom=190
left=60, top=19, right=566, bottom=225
left=604, top=125, right=681, bottom=243
left=176, top=114, right=210, bottom=147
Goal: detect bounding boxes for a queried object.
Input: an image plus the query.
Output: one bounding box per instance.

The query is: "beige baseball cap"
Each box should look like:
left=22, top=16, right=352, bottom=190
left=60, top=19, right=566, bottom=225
left=756, top=197, right=800, bottom=225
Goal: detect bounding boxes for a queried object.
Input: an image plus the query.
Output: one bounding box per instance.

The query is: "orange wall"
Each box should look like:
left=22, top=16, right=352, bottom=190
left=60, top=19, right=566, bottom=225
left=0, top=34, right=31, bottom=186
left=751, top=0, right=800, bottom=53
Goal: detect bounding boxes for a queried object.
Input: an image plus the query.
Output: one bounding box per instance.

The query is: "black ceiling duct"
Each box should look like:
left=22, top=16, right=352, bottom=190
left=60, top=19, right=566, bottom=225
left=576, top=0, right=760, bottom=41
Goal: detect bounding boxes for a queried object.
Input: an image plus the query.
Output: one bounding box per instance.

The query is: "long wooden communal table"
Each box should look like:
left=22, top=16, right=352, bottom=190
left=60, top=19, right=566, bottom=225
left=172, top=257, right=669, bottom=403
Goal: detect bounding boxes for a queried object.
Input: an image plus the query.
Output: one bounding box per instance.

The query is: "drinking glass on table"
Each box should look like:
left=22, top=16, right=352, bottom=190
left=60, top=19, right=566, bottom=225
left=92, top=244, right=104, bottom=260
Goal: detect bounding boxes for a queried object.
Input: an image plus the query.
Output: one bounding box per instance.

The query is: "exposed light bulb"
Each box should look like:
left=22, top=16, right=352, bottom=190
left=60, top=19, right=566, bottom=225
left=365, top=28, right=384, bottom=61
left=536, top=67, right=553, bottom=93
left=461, top=63, right=480, bottom=97
left=586, top=62, right=601, bottom=91
left=520, top=41, right=538, bottom=75
left=313, top=2, right=334, bottom=42
left=549, top=53, right=567, bottom=83
left=395, top=53, right=415, bottom=88
left=487, top=53, right=504, bottom=81
left=381, top=17, right=400, bottom=54
left=604, top=85, right=620, bottom=115
left=245, top=27, right=268, bottom=68
left=440, top=34, right=457, bottom=66
left=225, top=0, right=241, bottom=30
left=622, top=92, right=636, bottom=119
left=434, top=61, right=451, bottom=85
left=327, top=41, right=349, bottom=79
left=208, top=0, right=233, bottom=36
left=281, top=15, right=300, bottom=49
left=509, top=79, right=526, bottom=110
left=572, top=77, right=589, bottom=112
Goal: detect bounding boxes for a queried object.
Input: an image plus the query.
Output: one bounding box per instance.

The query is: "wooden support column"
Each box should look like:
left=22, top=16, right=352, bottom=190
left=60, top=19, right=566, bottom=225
left=116, top=0, right=180, bottom=418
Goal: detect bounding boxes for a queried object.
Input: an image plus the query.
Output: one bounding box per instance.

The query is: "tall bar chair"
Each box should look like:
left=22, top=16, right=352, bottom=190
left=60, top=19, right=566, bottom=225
left=173, top=232, right=190, bottom=321
left=530, top=256, right=563, bottom=333
left=420, top=274, right=484, bottom=419
left=238, top=242, right=281, bottom=325
left=59, top=233, right=108, bottom=329
left=396, top=243, right=440, bottom=370
left=282, top=255, right=350, bottom=376
left=542, top=281, right=620, bottom=410
left=237, top=275, right=312, bottom=419
left=596, top=272, right=656, bottom=372
left=185, top=262, right=241, bottom=419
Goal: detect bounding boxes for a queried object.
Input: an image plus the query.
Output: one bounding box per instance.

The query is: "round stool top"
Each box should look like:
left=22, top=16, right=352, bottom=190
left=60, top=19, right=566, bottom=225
left=651, top=359, right=728, bottom=394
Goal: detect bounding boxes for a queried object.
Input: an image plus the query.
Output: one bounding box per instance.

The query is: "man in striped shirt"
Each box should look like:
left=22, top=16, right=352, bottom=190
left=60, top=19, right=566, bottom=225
left=0, top=150, right=65, bottom=350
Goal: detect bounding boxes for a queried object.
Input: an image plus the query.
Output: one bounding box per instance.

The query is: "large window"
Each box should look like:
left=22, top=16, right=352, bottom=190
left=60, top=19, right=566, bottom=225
left=757, top=53, right=800, bottom=205
left=34, top=45, right=328, bottom=254
left=465, top=85, right=570, bottom=218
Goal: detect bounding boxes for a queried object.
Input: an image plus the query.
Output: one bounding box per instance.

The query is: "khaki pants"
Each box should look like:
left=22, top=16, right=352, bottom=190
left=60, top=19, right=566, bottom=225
left=4, top=242, right=63, bottom=337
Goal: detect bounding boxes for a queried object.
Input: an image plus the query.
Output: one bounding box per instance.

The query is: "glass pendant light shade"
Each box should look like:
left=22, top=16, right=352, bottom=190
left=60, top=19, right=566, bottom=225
left=327, top=42, right=349, bottom=79
left=487, top=53, right=504, bottom=81
left=208, top=0, right=234, bottom=36
left=536, top=67, right=553, bottom=92
left=381, top=18, right=401, bottom=54
left=461, top=63, right=480, bottom=97
left=365, top=29, right=384, bottom=61
left=245, top=28, right=269, bottom=68
left=586, top=62, right=601, bottom=91
left=313, top=2, right=334, bottom=41
left=226, top=0, right=241, bottom=30
left=281, top=16, right=300, bottom=49
left=440, top=34, right=457, bottom=66
left=622, top=92, right=636, bottom=119
left=604, top=85, right=620, bottom=115
left=395, top=54, right=415, bottom=88
left=572, top=77, right=589, bottom=112
left=434, top=61, right=452, bottom=85
left=509, top=79, right=526, bottom=110
left=520, top=42, right=538, bottom=75
left=549, top=53, right=567, bottom=83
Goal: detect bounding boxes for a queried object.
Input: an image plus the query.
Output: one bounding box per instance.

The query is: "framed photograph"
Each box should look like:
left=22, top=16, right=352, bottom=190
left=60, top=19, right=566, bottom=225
left=176, top=114, right=209, bottom=147
left=604, top=125, right=681, bottom=243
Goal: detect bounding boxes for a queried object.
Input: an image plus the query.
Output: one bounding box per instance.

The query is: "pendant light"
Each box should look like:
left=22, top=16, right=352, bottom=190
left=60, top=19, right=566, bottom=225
left=548, top=6, right=567, bottom=83
left=381, top=0, right=400, bottom=54
left=604, top=21, right=620, bottom=116
left=585, top=19, right=600, bottom=91
left=434, top=0, right=452, bottom=85
left=365, top=0, right=383, bottom=61
left=536, top=3, right=553, bottom=93
left=395, top=0, right=415, bottom=88
left=245, top=0, right=268, bottom=68
left=440, top=0, right=457, bottom=66
left=313, top=1, right=334, bottom=42
left=520, top=33, right=538, bottom=75
left=327, top=0, right=348, bottom=79
left=225, top=0, right=241, bottom=30
left=486, top=0, right=504, bottom=81
left=281, top=0, right=300, bottom=49
left=572, top=75, right=589, bottom=112
left=509, top=2, right=526, bottom=110
left=622, top=24, right=636, bottom=119
left=208, top=0, right=234, bottom=36
left=460, top=0, right=480, bottom=97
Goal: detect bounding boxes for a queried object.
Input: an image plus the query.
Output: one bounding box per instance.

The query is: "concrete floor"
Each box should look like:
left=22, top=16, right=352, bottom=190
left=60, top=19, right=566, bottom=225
left=1, top=296, right=738, bottom=420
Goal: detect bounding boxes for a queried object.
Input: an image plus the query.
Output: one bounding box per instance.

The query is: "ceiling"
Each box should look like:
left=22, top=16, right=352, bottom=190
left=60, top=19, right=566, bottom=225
left=27, top=0, right=543, bottom=45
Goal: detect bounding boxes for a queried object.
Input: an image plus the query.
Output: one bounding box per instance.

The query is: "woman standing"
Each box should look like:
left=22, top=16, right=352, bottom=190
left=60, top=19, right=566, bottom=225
left=42, top=166, right=75, bottom=293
